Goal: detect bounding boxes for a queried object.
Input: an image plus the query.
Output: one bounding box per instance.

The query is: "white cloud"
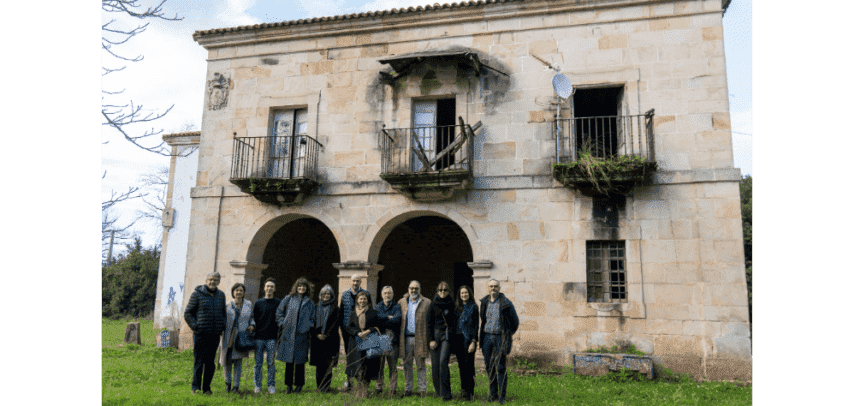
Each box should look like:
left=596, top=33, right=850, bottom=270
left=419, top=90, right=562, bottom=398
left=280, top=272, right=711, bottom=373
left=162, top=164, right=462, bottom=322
left=296, top=0, right=349, bottom=18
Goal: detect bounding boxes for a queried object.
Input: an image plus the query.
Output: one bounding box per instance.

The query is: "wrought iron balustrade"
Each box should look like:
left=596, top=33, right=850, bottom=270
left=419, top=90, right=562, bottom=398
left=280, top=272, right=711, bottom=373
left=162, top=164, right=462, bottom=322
left=230, top=135, right=322, bottom=182
left=555, top=109, right=655, bottom=163
left=378, top=120, right=478, bottom=175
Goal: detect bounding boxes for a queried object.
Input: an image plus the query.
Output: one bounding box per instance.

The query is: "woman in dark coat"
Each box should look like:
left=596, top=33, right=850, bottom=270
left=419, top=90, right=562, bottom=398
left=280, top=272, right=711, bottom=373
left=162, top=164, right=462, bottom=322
left=427, top=281, right=458, bottom=401
left=310, top=284, right=341, bottom=393
left=454, top=285, right=479, bottom=401
left=345, top=290, right=382, bottom=388
left=276, top=277, right=315, bottom=393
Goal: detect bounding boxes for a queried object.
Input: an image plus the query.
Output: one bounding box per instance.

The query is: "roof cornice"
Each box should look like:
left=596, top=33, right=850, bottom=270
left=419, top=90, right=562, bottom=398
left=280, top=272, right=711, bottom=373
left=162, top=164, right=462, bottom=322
left=193, top=0, right=726, bottom=49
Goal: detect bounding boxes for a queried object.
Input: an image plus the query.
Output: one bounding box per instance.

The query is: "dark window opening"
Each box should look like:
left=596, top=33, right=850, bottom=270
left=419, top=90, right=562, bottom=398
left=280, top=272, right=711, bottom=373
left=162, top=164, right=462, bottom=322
left=573, top=86, right=624, bottom=159
left=261, top=218, right=340, bottom=300
left=586, top=240, right=627, bottom=303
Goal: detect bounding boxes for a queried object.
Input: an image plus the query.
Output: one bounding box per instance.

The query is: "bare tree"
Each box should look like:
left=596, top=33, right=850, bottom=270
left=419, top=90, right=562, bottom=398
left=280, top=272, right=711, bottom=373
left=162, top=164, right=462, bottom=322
left=102, top=0, right=182, bottom=156
left=136, top=166, right=170, bottom=235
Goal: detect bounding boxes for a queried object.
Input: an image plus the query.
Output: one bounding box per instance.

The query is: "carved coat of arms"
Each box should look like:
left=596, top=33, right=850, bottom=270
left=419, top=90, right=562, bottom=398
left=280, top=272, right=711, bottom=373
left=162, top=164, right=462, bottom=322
left=207, top=72, right=231, bottom=110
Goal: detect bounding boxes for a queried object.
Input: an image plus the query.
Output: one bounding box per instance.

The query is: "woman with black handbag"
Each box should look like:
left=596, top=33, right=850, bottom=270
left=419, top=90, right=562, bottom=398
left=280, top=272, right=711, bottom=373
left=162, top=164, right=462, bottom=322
left=345, top=290, right=382, bottom=392
left=427, top=281, right=457, bottom=401
left=220, top=283, right=255, bottom=393
left=310, top=284, right=341, bottom=393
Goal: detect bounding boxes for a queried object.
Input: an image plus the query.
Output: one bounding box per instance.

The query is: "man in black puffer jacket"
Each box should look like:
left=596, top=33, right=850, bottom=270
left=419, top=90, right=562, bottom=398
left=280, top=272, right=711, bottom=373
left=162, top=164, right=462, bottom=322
left=184, top=272, right=227, bottom=395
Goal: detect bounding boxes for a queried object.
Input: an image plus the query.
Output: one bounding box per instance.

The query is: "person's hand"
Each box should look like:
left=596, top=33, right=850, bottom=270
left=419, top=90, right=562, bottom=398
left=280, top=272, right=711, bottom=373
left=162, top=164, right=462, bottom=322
left=358, top=330, right=370, bottom=339
left=317, top=334, right=326, bottom=340
left=388, top=315, right=394, bottom=319
left=248, top=325, right=255, bottom=332
left=429, top=341, right=437, bottom=350
left=468, top=342, right=476, bottom=353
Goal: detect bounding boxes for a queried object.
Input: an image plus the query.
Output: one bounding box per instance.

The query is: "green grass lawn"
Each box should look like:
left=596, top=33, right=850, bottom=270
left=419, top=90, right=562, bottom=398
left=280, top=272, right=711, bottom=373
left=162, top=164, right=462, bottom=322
left=103, top=318, right=751, bottom=405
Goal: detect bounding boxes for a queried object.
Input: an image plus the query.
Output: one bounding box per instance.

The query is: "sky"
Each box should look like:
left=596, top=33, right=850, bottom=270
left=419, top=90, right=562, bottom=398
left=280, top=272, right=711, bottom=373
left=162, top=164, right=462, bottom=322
left=100, top=0, right=752, bottom=253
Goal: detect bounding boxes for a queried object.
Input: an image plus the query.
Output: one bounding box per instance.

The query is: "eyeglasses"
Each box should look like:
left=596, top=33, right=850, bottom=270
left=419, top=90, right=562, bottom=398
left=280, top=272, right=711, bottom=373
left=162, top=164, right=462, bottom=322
left=438, top=289, right=449, bottom=292
left=409, top=287, right=419, bottom=290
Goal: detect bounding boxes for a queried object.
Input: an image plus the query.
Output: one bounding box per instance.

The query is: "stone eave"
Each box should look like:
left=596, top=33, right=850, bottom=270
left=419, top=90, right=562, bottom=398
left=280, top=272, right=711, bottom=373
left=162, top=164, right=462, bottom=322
left=193, top=0, right=719, bottom=50
left=162, top=131, right=200, bottom=146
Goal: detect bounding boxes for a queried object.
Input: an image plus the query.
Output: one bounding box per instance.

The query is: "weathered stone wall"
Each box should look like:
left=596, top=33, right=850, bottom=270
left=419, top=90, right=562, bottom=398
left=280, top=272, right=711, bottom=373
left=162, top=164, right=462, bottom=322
left=178, top=0, right=749, bottom=381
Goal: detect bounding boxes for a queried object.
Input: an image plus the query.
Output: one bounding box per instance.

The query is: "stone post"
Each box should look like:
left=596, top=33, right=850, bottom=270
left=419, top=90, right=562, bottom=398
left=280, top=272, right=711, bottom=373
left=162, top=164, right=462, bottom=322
left=125, top=322, right=142, bottom=345
left=333, top=261, right=384, bottom=305
left=468, top=260, right=494, bottom=300
left=229, top=261, right=269, bottom=303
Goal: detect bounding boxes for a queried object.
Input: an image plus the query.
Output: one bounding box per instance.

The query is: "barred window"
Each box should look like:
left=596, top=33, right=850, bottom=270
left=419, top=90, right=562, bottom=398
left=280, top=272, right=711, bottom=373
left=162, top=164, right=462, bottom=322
left=586, top=241, right=627, bottom=303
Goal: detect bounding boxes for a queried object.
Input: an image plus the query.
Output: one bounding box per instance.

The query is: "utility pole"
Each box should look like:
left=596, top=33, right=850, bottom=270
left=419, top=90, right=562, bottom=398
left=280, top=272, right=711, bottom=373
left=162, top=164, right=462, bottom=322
left=107, top=230, right=115, bottom=264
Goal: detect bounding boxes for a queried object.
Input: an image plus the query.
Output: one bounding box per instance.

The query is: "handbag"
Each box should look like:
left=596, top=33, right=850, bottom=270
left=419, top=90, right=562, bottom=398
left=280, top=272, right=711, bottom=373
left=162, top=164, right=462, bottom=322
left=236, top=331, right=255, bottom=352
left=356, top=331, right=393, bottom=359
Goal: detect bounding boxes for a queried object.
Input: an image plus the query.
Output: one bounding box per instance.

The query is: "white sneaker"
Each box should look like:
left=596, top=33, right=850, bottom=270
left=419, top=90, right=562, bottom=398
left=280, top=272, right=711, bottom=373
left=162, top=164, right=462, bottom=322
left=268, top=386, right=276, bottom=394
left=254, top=387, right=261, bottom=394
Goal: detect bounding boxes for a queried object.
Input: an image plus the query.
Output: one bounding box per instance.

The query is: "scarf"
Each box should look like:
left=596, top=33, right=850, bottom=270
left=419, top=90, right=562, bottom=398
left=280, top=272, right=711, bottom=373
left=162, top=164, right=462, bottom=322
left=316, top=295, right=336, bottom=332
left=355, top=305, right=368, bottom=330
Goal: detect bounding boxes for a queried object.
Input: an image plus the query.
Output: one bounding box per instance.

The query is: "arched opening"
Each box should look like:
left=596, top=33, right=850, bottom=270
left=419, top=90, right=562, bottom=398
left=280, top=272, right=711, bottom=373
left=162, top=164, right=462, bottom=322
left=376, top=216, right=473, bottom=301
left=260, top=218, right=340, bottom=300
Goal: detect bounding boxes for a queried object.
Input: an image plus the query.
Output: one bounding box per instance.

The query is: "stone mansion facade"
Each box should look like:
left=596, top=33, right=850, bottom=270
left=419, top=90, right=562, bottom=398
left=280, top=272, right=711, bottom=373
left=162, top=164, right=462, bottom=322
left=153, top=0, right=750, bottom=381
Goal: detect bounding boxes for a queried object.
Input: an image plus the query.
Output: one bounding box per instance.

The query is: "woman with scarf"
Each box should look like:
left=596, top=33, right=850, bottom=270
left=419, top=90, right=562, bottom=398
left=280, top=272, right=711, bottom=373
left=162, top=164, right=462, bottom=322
left=310, top=284, right=341, bottom=393
left=276, top=277, right=315, bottom=394
left=220, top=283, right=255, bottom=393
left=454, top=285, right=479, bottom=401
left=427, top=281, right=458, bottom=401
left=345, top=290, right=382, bottom=390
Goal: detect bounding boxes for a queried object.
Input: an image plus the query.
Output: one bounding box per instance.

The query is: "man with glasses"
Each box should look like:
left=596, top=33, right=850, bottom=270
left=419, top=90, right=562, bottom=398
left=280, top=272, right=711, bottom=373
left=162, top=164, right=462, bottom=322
left=479, top=279, right=519, bottom=405
left=398, top=280, right=431, bottom=397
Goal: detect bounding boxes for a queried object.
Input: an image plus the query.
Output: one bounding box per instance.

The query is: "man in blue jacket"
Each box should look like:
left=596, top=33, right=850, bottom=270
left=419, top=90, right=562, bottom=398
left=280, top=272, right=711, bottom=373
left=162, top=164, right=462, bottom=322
left=479, top=279, right=519, bottom=405
left=184, top=272, right=227, bottom=395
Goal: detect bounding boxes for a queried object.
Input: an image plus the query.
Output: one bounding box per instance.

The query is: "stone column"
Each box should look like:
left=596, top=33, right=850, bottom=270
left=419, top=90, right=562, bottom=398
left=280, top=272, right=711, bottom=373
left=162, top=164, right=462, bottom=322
left=468, top=260, right=494, bottom=300
left=229, top=261, right=269, bottom=303
left=333, top=261, right=384, bottom=305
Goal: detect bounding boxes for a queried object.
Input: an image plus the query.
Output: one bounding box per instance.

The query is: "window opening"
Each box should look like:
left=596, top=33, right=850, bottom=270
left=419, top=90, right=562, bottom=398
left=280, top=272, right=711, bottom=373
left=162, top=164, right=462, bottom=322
left=411, top=98, right=456, bottom=171
left=573, top=86, right=624, bottom=159
left=586, top=241, right=627, bottom=303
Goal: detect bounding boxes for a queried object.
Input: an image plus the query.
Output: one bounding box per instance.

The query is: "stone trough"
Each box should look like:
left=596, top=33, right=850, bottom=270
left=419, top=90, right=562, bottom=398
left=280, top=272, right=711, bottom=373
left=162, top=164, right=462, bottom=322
left=572, top=353, right=654, bottom=379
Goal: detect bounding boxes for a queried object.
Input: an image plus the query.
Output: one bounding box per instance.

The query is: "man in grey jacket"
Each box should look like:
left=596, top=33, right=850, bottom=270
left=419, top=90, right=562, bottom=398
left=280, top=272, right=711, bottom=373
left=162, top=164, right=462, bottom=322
left=398, top=280, right=431, bottom=397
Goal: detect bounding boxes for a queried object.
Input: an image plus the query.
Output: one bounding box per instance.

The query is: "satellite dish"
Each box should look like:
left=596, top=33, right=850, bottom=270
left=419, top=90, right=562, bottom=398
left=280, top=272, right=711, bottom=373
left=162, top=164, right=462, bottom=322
left=552, top=74, right=572, bottom=99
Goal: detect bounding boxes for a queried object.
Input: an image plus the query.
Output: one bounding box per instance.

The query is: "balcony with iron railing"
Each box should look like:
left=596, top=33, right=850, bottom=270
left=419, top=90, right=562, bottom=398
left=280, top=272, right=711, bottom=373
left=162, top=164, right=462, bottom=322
left=552, top=109, right=657, bottom=197
left=378, top=117, right=481, bottom=201
left=229, top=135, right=322, bottom=205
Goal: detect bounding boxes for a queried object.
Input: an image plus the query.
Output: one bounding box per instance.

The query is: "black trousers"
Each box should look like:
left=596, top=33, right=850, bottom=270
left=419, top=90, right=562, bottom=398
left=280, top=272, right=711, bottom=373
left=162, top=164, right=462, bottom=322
left=283, top=362, right=306, bottom=387
left=192, top=332, right=221, bottom=392
left=315, top=356, right=338, bottom=391
left=451, top=335, right=476, bottom=396
left=430, top=340, right=453, bottom=399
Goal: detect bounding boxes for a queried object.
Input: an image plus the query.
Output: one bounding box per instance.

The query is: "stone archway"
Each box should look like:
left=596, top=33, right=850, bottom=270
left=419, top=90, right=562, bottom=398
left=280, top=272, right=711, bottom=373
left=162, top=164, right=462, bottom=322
left=241, top=214, right=342, bottom=301
left=372, top=214, right=474, bottom=301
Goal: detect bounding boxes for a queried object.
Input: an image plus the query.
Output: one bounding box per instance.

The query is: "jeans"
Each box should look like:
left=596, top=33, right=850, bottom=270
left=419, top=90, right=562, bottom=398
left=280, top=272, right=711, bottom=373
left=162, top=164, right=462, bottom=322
left=452, top=335, right=475, bottom=396
left=376, top=345, right=399, bottom=391
left=223, top=347, right=243, bottom=388
left=192, top=332, right=220, bottom=392
left=430, top=340, right=452, bottom=399
left=403, top=336, right=427, bottom=392
left=482, top=334, right=508, bottom=401
left=254, top=339, right=277, bottom=388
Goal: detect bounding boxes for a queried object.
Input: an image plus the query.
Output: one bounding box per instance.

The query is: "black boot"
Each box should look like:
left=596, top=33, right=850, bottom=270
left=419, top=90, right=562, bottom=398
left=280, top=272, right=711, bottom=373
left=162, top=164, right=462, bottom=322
left=286, top=385, right=293, bottom=394
left=294, top=386, right=303, bottom=393
left=226, top=383, right=231, bottom=393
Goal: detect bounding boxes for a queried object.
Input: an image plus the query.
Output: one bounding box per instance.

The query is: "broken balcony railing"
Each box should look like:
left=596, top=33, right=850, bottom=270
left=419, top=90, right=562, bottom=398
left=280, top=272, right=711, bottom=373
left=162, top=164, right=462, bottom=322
left=555, top=109, right=655, bottom=163
left=378, top=118, right=481, bottom=201
left=229, top=135, right=322, bottom=205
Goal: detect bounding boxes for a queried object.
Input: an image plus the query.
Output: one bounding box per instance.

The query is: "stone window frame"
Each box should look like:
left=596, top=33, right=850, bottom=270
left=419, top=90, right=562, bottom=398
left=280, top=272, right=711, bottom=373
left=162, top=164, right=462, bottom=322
left=586, top=240, right=628, bottom=303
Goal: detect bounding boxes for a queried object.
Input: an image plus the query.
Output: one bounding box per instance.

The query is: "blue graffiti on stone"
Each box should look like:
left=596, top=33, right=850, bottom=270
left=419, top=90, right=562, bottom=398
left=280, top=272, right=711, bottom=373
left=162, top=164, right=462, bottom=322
left=158, top=331, right=171, bottom=348
left=167, top=287, right=176, bottom=306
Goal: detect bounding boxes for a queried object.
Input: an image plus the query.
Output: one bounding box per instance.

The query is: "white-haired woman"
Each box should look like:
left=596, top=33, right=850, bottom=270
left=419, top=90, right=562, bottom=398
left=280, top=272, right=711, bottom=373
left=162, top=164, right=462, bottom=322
left=310, top=284, right=341, bottom=393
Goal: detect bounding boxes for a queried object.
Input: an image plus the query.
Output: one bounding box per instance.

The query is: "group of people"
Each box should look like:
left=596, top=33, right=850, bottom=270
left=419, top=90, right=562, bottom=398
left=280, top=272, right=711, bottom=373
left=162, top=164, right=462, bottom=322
left=184, top=272, right=519, bottom=404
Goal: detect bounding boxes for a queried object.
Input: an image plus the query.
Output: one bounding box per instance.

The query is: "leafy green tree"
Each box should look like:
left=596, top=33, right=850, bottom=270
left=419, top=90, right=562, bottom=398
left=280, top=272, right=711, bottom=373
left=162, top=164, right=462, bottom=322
left=102, top=237, right=160, bottom=318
